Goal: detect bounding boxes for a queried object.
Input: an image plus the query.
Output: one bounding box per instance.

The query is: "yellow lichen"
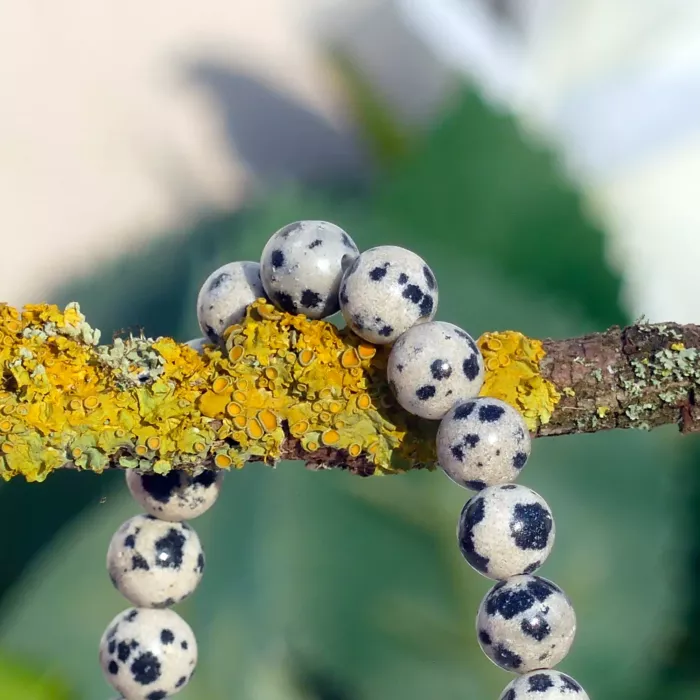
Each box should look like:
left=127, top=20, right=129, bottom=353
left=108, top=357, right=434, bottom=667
left=477, top=331, right=560, bottom=431
left=0, top=300, right=436, bottom=481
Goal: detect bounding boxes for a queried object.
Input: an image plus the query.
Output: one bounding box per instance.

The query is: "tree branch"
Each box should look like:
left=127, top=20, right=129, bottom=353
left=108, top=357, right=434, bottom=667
left=1, top=301, right=699, bottom=482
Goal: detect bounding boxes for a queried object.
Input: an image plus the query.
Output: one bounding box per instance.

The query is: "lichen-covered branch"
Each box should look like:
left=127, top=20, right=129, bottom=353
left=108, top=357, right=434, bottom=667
left=1, top=301, right=699, bottom=482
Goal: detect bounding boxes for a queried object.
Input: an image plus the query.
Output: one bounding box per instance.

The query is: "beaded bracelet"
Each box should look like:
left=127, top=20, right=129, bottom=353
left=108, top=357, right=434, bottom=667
left=99, top=220, right=588, bottom=700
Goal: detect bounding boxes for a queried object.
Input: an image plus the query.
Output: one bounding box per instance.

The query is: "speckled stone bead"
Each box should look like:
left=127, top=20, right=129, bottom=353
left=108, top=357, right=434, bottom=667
left=260, top=220, right=359, bottom=318
left=476, top=575, right=577, bottom=673
left=499, top=670, right=590, bottom=699
left=107, top=514, right=205, bottom=608
left=126, top=470, right=224, bottom=522
left=387, top=321, right=483, bottom=419
left=437, top=397, right=531, bottom=490
left=457, top=484, right=554, bottom=580
left=184, top=337, right=208, bottom=354
left=339, top=245, right=438, bottom=344
left=197, top=261, right=266, bottom=344
left=99, top=607, right=197, bottom=699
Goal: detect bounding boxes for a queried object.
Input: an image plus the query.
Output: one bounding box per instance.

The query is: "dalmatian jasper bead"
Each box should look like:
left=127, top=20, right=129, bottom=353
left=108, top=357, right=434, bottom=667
left=387, top=321, right=484, bottom=419
left=260, top=220, right=359, bottom=318
left=457, top=484, right=555, bottom=580
left=184, top=337, right=208, bottom=354
left=99, top=607, right=197, bottom=699
left=197, top=261, right=265, bottom=344
left=126, top=470, right=224, bottom=522
left=339, top=245, right=438, bottom=344
left=499, top=670, right=590, bottom=699
left=437, top=397, right=531, bottom=490
left=476, top=575, right=577, bottom=673
left=107, top=514, right=205, bottom=608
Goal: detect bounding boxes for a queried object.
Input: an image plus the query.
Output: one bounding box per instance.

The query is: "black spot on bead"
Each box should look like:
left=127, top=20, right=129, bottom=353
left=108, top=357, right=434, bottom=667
left=513, top=452, right=528, bottom=470
left=275, top=292, right=297, bottom=315
left=527, top=577, right=558, bottom=601
left=154, top=528, right=186, bottom=569
left=501, top=485, right=517, bottom=490
left=204, top=324, right=218, bottom=342
left=479, top=403, right=505, bottom=422
left=117, top=641, right=132, bottom=662
left=521, top=613, right=552, bottom=641
left=369, top=264, right=388, bottom=281
left=193, top=470, right=216, bottom=488
left=486, top=586, right=535, bottom=619
left=142, top=472, right=181, bottom=503
left=278, top=222, right=303, bottom=239
left=463, top=433, right=480, bottom=448
left=124, top=534, right=136, bottom=549
left=147, top=692, right=167, bottom=700
left=378, top=325, right=394, bottom=337
left=561, top=675, right=583, bottom=691
left=300, top=289, right=322, bottom=309
left=308, top=239, right=323, bottom=249
left=196, top=552, right=205, bottom=573
left=132, top=553, right=150, bottom=571
left=351, top=314, right=365, bottom=331
left=419, top=294, right=434, bottom=317
left=398, top=273, right=408, bottom=284
left=511, top=503, right=553, bottom=550
left=130, top=651, right=162, bottom=685
left=457, top=497, right=490, bottom=573
left=176, top=676, right=188, bottom=688
left=154, top=597, right=176, bottom=609
left=402, top=284, right=423, bottom=304
left=108, top=660, right=119, bottom=675
left=453, top=401, right=476, bottom=419
left=430, top=359, right=452, bottom=380
left=423, top=265, right=436, bottom=290
left=270, top=250, right=285, bottom=269
left=160, top=629, right=175, bottom=645
left=181, top=641, right=189, bottom=650
left=524, top=560, right=541, bottom=574
left=396, top=363, right=404, bottom=372
left=416, top=385, right=436, bottom=401
left=107, top=624, right=119, bottom=639
left=340, top=231, right=355, bottom=249
left=462, top=355, right=481, bottom=381
left=502, top=690, right=516, bottom=700
left=478, top=629, right=492, bottom=646
left=108, top=639, right=116, bottom=655
left=466, top=480, right=486, bottom=490
left=451, top=444, right=465, bottom=462
left=528, top=673, right=555, bottom=691
left=208, top=272, right=229, bottom=291
left=493, top=643, right=522, bottom=670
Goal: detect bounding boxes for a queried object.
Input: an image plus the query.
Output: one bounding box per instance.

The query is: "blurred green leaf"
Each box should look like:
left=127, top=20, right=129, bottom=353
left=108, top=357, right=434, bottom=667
left=0, top=650, right=73, bottom=699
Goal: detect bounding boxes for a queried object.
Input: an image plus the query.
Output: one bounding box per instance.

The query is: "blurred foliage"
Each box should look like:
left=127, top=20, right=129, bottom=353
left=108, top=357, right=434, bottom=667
left=0, top=77, right=697, bottom=700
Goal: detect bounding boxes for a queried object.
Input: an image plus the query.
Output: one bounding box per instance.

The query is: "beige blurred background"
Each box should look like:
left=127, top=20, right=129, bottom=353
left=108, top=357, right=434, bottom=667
left=3, top=0, right=700, bottom=321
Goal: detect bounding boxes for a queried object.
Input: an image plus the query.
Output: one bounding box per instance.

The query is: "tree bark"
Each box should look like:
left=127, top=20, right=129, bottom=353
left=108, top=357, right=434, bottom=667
left=2, top=301, right=700, bottom=481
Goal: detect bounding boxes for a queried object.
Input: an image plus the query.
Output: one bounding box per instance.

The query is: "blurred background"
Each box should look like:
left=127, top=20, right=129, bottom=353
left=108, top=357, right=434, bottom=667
left=1, top=0, right=700, bottom=698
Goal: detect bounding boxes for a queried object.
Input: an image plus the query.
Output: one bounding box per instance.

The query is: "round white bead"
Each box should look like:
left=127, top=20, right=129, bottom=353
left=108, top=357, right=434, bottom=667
left=196, top=261, right=265, bottom=344
left=339, top=245, right=438, bottom=344
left=476, top=575, right=576, bottom=673
left=499, top=670, right=589, bottom=699
left=184, top=337, right=208, bottom=354
left=107, top=515, right=204, bottom=608
left=99, top=607, right=197, bottom=699
left=260, top=220, right=359, bottom=318
left=387, top=321, right=483, bottom=419
left=457, top=484, right=554, bottom=580
left=437, top=397, right=531, bottom=490
left=126, top=470, right=223, bottom=522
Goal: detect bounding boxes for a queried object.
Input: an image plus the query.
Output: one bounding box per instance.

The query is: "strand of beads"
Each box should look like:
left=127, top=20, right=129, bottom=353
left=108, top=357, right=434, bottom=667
left=99, top=469, right=223, bottom=699
left=97, top=219, right=590, bottom=698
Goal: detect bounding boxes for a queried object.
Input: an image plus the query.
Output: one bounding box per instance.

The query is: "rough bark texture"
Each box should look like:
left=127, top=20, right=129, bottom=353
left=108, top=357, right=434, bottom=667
left=538, top=322, right=700, bottom=437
